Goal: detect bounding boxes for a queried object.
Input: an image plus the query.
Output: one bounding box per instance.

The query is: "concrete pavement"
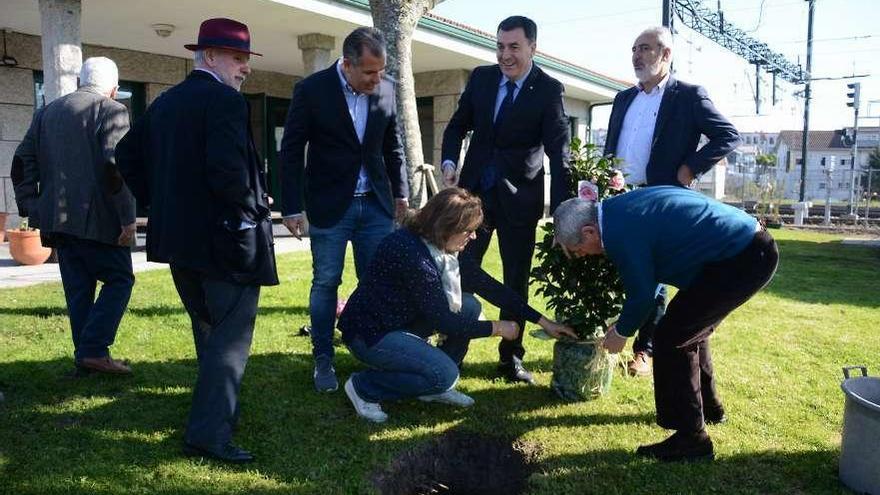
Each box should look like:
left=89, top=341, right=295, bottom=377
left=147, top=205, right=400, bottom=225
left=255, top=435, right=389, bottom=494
left=0, top=225, right=310, bottom=289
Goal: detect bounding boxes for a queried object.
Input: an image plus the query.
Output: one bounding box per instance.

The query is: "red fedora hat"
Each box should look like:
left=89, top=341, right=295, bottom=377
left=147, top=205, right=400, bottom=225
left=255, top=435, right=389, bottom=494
left=184, top=18, right=262, bottom=56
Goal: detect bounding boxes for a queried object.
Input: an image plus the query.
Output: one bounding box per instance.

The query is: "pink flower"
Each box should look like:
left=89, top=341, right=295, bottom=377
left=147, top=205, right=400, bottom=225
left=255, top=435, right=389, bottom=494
left=578, top=180, right=599, bottom=201
left=336, top=298, right=347, bottom=318
left=609, top=170, right=625, bottom=191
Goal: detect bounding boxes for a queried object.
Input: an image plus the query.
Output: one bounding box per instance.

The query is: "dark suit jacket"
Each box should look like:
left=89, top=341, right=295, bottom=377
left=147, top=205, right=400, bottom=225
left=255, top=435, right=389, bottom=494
left=13, top=87, right=135, bottom=247
left=603, top=77, right=740, bottom=186
left=279, top=62, right=408, bottom=228
left=441, top=64, right=571, bottom=224
left=116, top=70, right=278, bottom=286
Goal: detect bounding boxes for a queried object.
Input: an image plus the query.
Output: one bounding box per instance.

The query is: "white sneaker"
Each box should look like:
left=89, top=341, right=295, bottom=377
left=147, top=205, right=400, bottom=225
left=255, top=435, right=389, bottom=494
left=344, top=377, right=388, bottom=423
left=418, top=388, right=475, bottom=407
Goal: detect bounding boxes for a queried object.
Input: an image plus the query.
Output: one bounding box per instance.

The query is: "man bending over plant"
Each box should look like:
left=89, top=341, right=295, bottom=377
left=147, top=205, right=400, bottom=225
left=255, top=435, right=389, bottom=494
left=552, top=186, right=778, bottom=462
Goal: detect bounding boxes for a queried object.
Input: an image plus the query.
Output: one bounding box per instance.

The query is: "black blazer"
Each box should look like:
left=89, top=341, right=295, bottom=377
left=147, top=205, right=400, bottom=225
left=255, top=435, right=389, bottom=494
left=278, top=62, right=408, bottom=228
left=603, top=77, right=740, bottom=186
left=116, top=70, right=278, bottom=286
left=441, top=64, right=571, bottom=225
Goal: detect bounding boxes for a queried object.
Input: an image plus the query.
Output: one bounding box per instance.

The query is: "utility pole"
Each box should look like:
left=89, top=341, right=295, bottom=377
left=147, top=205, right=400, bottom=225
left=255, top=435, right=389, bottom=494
left=846, top=82, right=861, bottom=217
left=823, top=156, right=834, bottom=225
left=798, top=0, right=815, bottom=202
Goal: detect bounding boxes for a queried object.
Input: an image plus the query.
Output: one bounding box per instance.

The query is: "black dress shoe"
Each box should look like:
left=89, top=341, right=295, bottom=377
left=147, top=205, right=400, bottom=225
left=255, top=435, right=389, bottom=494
left=636, top=430, right=714, bottom=462
left=704, top=405, right=727, bottom=425
left=183, top=442, right=255, bottom=464
left=499, top=360, right=535, bottom=385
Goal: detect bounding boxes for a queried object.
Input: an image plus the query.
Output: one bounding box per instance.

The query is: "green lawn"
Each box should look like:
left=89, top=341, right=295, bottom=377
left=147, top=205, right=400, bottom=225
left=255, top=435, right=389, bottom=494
left=1, top=229, right=877, bottom=494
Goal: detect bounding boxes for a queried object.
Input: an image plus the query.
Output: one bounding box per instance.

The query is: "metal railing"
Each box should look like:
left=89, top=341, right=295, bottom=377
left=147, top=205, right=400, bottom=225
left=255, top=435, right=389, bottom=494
left=717, top=164, right=880, bottom=223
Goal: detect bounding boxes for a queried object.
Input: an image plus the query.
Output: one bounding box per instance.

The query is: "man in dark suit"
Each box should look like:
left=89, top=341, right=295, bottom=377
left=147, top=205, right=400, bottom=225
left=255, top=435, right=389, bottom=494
left=14, top=57, right=136, bottom=375
left=116, top=18, right=277, bottom=464
left=279, top=27, right=408, bottom=393
left=603, top=26, right=740, bottom=378
left=441, top=16, right=571, bottom=383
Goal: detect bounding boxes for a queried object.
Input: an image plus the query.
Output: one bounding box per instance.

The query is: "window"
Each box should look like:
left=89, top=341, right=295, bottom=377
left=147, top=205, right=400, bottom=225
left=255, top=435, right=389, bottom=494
left=33, top=71, right=146, bottom=122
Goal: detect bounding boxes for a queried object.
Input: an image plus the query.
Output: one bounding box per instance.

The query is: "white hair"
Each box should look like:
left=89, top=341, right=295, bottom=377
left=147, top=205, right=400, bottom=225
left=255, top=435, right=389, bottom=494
left=79, top=57, right=119, bottom=95
left=553, top=198, right=599, bottom=246
left=641, top=26, right=674, bottom=55
left=193, top=49, right=206, bottom=67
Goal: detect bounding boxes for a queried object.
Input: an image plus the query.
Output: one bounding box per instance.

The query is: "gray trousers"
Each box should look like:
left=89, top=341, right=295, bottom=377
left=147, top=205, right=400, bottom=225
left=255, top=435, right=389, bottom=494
left=170, top=265, right=260, bottom=449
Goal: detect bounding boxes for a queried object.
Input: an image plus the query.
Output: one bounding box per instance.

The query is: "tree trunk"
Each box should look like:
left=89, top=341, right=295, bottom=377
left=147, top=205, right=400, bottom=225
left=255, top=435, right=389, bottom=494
left=369, top=0, right=444, bottom=207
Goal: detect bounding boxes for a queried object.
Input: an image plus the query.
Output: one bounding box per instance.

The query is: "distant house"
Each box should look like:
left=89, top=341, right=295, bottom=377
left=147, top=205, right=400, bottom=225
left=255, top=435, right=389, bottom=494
left=774, top=128, right=878, bottom=202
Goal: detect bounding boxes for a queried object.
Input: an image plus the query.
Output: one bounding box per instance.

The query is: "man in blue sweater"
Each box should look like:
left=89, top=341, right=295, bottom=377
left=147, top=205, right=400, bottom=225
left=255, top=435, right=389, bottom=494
left=553, top=186, right=778, bottom=461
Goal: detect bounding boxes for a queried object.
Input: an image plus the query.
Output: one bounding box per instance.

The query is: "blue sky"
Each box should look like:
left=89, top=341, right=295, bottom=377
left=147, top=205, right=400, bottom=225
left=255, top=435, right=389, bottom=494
left=431, top=0, right=879, bottom=133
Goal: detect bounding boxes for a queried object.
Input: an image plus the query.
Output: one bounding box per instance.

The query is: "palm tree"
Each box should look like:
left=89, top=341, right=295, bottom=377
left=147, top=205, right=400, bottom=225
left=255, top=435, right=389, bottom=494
left=369, top=0, right=446, bottom=206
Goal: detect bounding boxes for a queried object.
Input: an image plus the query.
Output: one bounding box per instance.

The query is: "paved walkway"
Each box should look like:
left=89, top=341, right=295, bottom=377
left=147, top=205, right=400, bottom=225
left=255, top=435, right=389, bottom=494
left=0, top=225, right=310, bottom=289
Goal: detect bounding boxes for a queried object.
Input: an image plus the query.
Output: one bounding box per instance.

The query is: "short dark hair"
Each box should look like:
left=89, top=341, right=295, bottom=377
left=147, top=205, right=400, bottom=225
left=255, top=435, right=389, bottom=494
left=342, top=27, right=386, bottom=66
left=404, top=188, right=483, bottom=248
left=497, top=16, right=537, bottom=43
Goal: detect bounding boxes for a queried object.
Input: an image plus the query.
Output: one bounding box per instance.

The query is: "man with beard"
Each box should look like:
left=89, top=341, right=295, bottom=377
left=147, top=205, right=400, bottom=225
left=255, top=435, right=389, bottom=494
left=602, top=26, right=739, bottom=379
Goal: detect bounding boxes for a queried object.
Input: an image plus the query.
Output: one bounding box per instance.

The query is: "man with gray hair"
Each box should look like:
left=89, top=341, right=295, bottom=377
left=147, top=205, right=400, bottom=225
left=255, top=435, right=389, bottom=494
left=279, top=26, right=408, bottom=393
left=602, top=26, right=740, bottom=377
left=553, top=187, right=777, bottom=461
left=14, top=56, right=136, bottom=375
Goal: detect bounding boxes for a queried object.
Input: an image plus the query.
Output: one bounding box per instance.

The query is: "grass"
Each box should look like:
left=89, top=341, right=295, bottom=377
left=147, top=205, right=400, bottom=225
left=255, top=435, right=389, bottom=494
left=0, top=229, right=878, bottom=494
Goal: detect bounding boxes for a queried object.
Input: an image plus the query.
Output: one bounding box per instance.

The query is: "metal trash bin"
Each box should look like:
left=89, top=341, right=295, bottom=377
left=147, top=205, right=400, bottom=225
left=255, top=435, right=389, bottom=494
left=840, top=366, right=880, bottom=495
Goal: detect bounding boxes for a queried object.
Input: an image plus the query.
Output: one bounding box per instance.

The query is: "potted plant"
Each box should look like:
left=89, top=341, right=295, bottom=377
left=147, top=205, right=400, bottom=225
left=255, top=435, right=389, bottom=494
left=754, top=180, right=783, bottom=229
left=6, top=218, right=52, bottom=265
left=531, top=138, right=628, bottom=401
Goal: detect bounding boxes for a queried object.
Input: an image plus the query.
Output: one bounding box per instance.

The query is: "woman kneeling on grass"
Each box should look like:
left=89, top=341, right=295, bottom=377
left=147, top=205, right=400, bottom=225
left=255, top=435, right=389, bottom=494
left=337, top=187, right=577, bottom=423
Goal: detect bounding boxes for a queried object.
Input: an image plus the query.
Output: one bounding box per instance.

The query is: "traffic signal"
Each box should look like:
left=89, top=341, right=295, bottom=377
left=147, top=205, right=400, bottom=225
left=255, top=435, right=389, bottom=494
left=846, top=82, right=861, bottom=108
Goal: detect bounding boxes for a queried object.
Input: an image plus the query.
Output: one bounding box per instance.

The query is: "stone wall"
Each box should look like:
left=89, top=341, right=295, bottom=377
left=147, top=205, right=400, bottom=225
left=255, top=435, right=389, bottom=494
left=0, top=30, right=298, bottom=220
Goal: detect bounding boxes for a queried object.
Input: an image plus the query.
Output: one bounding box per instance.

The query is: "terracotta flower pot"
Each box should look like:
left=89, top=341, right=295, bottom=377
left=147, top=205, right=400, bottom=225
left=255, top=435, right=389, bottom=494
left=6, top=229, right=52, bottom=265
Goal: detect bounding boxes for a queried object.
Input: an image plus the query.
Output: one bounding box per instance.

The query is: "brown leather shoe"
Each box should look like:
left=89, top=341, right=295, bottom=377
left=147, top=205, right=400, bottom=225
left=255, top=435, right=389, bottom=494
left=627, top=351, right=652, bottom=377
left=78, top=356, right=133, bottom=375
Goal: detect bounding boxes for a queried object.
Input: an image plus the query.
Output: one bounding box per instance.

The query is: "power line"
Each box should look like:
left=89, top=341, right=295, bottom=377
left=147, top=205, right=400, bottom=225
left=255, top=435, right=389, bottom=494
left=671, top=0, right=806, bottom=84
left=745, top=0, right=768, bottom=32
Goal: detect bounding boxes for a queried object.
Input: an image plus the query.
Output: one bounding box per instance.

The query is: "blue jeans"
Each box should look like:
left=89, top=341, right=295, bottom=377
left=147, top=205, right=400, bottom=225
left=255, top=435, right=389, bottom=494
left=57, top=238, right=134, bottom=362
left=346, top=294, right=481, bottom=403
left=309, top=194, right=392, bottom=360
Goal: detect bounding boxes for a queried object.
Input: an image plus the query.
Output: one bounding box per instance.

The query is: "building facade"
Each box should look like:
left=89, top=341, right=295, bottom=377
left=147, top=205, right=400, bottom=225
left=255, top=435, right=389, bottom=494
left=0, top=0, right=629, bottom=222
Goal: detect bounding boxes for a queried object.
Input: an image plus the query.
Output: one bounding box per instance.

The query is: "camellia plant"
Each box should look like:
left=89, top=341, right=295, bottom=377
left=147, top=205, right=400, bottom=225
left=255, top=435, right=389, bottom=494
left=530, top=138, right=630, bottom=401
left=531, top=137, right=629, bottom=341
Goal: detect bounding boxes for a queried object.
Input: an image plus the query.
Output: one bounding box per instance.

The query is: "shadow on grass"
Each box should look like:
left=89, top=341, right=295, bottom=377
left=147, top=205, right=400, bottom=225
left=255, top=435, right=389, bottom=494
left=762, top=238, right=880, bottom=307
left=536, top=448, right=843, bottom=494
left=0, top=304, right=309, bottom=318
left=0, top=351, right=845, bottom=495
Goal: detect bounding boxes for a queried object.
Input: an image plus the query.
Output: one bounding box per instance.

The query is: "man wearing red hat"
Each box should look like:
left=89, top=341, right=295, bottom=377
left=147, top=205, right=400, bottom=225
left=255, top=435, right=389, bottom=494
left=117, top=18, right=277, bottom=464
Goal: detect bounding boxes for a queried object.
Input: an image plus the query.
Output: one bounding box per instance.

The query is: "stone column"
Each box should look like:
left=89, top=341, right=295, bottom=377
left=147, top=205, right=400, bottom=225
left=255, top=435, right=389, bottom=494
left=38, top=0, right=82, bottom=104
left=414, top=69, right=470, bottom=177
left=297, top=33, right=335, bottom=76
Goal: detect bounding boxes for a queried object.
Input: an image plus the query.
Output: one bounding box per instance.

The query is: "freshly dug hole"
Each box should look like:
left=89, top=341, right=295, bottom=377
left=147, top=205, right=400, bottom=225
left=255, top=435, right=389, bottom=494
left=372, top=430, right=541, bottom=495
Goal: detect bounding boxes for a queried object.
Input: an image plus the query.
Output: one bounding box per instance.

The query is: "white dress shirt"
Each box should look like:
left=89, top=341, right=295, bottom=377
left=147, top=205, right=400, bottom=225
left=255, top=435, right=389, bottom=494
left=615, top=74, right=669, bottom=186
left=336, top=60, right=372, bottom=195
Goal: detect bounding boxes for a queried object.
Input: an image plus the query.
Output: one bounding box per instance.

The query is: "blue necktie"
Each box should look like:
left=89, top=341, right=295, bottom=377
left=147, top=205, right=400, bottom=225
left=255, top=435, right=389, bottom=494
left=481, top=80, right=518, bottom=192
